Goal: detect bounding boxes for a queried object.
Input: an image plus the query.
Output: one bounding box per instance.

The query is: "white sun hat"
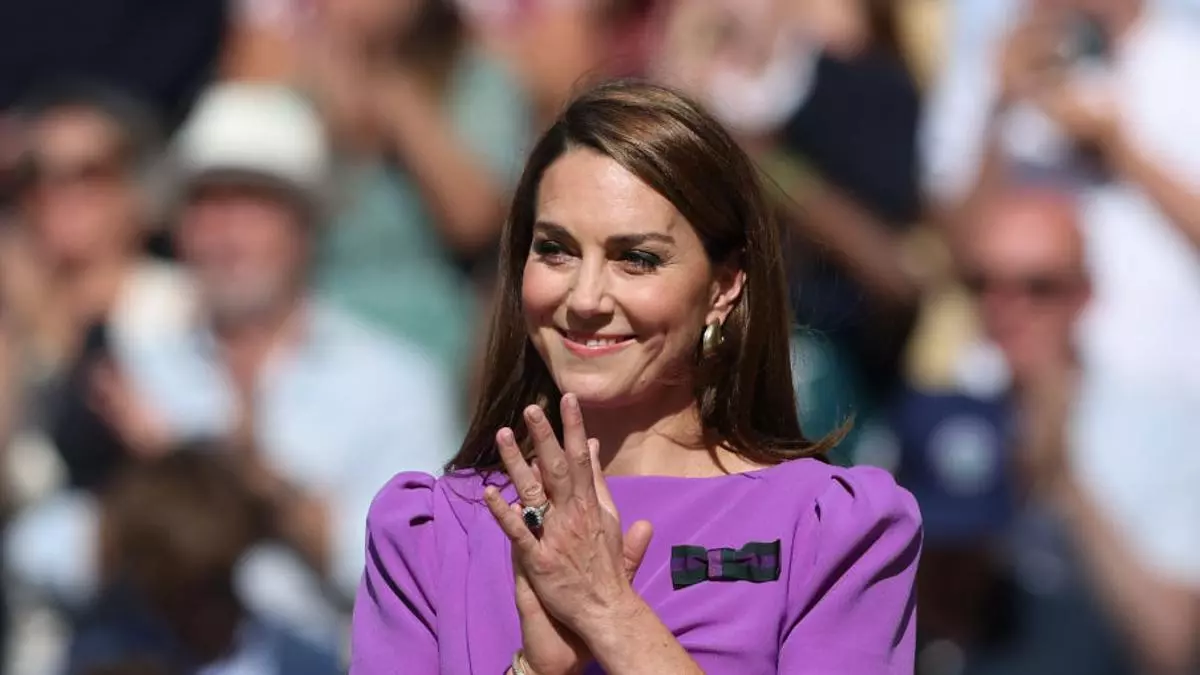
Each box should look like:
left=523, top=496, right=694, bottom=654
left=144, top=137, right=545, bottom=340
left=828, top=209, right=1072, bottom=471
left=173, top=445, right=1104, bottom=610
left=173, top=83, right=330, bottom=202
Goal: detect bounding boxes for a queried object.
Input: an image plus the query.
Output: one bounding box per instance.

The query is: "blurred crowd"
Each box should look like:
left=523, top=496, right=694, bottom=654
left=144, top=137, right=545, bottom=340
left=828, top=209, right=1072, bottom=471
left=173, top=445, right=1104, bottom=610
left=0, top=0, right=1197, bottom=673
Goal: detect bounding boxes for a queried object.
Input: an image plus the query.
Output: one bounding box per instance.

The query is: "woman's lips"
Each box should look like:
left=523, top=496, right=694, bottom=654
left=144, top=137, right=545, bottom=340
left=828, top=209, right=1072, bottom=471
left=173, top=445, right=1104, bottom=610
left=559, top=330, right=636, bottom=357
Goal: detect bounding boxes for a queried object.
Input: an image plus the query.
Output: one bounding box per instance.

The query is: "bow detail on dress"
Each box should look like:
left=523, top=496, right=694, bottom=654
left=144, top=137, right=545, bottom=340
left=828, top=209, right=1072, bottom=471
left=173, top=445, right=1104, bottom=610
left=670, top=540, right=782, bottom=589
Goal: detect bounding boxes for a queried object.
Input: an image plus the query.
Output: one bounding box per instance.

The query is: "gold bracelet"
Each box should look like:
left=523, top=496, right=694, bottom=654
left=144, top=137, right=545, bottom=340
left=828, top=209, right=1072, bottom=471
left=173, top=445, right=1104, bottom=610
left=511, top=650, right=529, bottom=675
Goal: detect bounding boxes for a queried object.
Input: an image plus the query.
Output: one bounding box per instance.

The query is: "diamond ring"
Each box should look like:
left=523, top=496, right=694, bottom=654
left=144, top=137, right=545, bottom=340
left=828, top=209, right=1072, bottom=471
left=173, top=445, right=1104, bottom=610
left=521, top=502, right=550, bottom=531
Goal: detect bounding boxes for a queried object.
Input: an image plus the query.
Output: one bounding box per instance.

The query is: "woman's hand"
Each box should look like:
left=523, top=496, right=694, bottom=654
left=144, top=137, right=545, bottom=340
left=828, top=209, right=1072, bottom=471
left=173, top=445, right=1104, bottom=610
left=484, top=395, right=654, bottom=670
left=507, top=457, right=651, bottom=675
left=512, top=554, right=588, bottom=675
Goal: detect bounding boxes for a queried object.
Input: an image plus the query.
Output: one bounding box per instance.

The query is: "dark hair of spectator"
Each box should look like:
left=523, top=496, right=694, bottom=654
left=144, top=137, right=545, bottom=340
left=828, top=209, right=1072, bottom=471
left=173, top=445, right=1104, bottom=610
left=395, top=0, right=465, bottom=90
left=15, top=78, right=164, bottom=177
left=99, top=445, right=267, bottom=664
left=865, top=0, right=904, bottom=60
left=450, top=80, right=832, bottom=474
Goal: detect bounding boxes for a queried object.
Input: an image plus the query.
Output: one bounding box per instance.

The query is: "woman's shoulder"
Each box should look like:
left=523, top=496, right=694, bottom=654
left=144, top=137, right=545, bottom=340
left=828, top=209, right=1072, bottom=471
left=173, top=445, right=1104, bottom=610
left=365, top=469, right=501, bottom=539
left=754, top=459, right=922, bottom=539
left=788, top=461, right=923, bottom=553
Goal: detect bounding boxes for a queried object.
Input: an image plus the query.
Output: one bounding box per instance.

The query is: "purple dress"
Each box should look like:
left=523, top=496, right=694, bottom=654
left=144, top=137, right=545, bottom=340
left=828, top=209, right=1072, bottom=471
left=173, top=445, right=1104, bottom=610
left=351, top=458, right=922, bottom=674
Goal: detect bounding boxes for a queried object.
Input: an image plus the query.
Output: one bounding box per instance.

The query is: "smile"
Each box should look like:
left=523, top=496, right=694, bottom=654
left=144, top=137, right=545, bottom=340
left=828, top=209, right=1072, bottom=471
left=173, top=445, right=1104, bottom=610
left=558, top=330, right=636, bottom=357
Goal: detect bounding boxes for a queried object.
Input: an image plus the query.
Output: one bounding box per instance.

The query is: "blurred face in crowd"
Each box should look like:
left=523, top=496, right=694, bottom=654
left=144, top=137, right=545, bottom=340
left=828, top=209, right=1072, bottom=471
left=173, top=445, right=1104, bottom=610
left=1043, top=0, right=1140, bottom=23
left=23, top=107, right=141, bottom=265
left=319, top=0, right=421, bottom=44
left=522, top=148, right=743, bottom=408
left=1065, top=0, right=1128, bottom=15
left=177, top=182, right=308, bottom=323
left=961, top=187, right=1090, bottom=382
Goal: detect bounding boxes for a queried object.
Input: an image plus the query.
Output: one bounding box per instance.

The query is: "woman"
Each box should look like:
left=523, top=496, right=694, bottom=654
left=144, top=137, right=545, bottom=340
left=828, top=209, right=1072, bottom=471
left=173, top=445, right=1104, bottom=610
left=352, top=81, right=921, bottom=674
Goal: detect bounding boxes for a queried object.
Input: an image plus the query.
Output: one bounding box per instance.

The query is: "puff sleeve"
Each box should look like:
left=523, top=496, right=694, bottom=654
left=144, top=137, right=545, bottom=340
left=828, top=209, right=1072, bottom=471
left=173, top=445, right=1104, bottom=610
left=350, top=473, right=441, bottom=674
left=778, top=467, right=923, bottom=674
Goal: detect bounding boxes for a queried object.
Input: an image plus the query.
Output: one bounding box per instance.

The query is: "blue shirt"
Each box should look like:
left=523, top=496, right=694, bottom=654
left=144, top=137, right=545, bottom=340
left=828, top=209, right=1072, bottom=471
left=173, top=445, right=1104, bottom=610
left=8, top=300, right=461, bottom=650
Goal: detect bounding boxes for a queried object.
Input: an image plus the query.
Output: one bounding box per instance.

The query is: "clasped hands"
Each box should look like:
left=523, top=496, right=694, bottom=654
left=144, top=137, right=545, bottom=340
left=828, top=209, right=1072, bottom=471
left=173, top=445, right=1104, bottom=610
left=483, top=394, right=655, bottom=675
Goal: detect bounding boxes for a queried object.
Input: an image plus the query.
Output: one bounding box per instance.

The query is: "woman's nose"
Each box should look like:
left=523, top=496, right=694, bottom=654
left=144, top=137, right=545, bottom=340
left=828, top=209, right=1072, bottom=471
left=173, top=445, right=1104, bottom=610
left=566, top=260, right=613, bottom=318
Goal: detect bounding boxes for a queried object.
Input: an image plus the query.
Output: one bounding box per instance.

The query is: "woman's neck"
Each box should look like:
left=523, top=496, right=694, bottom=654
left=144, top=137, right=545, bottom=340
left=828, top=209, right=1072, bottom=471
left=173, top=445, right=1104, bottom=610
left=581, top=389, right=761, bottom=478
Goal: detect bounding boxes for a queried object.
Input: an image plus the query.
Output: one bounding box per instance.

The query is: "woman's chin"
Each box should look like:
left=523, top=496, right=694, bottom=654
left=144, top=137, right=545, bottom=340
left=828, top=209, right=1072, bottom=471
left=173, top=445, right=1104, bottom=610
left=572, top=393, right=633, bottom=411
left=554, top=376, right=637, bottom=410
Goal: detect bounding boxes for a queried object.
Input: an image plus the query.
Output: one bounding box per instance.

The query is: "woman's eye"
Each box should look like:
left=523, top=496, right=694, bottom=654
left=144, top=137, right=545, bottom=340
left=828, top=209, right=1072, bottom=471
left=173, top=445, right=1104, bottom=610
left=621, top=250, right=662, bottom=272
left=533, top=239, right=569, bottom=263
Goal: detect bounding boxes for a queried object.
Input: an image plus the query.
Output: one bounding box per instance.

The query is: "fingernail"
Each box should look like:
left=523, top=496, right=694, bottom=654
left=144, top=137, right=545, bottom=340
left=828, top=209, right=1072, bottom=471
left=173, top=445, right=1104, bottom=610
left=497, top=428, right=515, bottom=445
left=564, top=393, right=578, bottom=413
left=526, top=406, right=545, bottom=423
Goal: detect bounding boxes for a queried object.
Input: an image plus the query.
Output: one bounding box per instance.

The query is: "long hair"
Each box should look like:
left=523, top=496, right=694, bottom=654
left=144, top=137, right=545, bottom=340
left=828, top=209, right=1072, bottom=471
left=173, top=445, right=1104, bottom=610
left=449, top=80, right=832, bottom=474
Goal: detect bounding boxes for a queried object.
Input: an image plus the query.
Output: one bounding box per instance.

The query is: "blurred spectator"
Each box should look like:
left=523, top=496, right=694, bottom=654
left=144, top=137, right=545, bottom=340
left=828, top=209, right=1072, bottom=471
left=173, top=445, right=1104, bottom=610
left=0, top=81, right=195, bottom=492
left=68, top=447, right=339, bottom=675
left=924, top=2, right=1200, bottom=670
left=893, top=183, right=1134, bottom=675
left=6, top=83, right=461, bottom=652
left=956, top=186, right=1088, bottom=411
left=225, top=0, right=531, bottom=383
left=777, top=0, right=923, bottom=452
left=0, top=1, right=225, bottom=128
left=460, top=0, right=659, bottom=125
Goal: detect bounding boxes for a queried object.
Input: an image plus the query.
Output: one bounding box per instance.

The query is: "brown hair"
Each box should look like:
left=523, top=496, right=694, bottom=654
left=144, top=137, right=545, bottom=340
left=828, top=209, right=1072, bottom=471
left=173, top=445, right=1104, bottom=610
left=394, top=0, right=465, bottom=92
left=99, top=446, right=267, bottom=663
left=449, top=80, right=831, bottom=474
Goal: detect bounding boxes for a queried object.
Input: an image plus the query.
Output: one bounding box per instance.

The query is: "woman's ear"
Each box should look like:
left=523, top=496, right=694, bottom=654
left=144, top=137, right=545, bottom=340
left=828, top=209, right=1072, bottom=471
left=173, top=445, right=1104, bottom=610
left=706, top=261, right=746, bottom=325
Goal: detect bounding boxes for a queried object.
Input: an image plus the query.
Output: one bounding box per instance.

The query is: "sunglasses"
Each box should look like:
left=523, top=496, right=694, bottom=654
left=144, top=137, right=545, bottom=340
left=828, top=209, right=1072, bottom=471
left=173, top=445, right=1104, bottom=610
left=962, top=272, right=1084, bottom=302
left=23, top=154, right=128, bottom=191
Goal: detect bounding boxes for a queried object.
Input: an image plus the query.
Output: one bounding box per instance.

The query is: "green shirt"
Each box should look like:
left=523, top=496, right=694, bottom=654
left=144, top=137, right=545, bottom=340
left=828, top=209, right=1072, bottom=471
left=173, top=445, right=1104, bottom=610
left=315, top=50, right=531, bottom=382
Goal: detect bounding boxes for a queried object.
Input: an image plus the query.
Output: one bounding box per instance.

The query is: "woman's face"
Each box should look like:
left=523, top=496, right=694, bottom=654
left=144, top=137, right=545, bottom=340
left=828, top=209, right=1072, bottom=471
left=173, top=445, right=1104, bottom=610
left=521, top=148, right=744, bottom=409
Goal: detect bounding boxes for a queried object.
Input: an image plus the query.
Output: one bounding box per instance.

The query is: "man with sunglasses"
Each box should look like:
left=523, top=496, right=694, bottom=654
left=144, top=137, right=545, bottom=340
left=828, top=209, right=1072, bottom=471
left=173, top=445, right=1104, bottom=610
left=881, top=183, right=1145, bottom=674
left=916, top=182, right=1197, bottom=674
left=0, top=82, right=196, bottom=491
left=959, top=186, right=1091, bottom=391
left=0, top=80, right=200, bottom=673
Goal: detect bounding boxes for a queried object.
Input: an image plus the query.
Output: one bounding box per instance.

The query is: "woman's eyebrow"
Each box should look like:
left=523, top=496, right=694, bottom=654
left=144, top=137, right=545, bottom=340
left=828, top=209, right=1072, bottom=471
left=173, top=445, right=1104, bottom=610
left=533, top=222, right=675, bottom=248
left=533, top=221, right=572, bottom=239
left=606, top=232, right=676, bottom=247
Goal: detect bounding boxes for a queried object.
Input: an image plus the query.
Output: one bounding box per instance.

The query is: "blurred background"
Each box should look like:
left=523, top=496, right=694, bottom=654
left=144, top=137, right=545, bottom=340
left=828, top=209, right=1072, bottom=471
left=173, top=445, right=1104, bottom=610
left=0, top=0, right=1198, bottom=673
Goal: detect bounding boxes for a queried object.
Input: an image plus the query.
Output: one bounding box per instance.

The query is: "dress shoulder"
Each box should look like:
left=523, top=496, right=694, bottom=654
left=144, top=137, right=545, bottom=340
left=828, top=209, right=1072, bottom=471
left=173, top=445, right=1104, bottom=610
left=366, top=472, right=438, bottom=526
left=746, top=458, right=922, bottom=534
left=352, top=470, right=506, bottom=673
left=778, top=464, right=923, bottom=674
left=352, top=472, right=443, bottom=673
left=814, top=464, right=923, bottom=541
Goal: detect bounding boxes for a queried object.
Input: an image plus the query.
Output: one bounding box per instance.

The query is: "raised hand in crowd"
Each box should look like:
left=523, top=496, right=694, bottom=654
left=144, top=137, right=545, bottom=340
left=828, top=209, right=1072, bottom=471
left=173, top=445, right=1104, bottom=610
left=996, top=8, right=1073, bottom=106
left=87, top=359, right=171, bottom=460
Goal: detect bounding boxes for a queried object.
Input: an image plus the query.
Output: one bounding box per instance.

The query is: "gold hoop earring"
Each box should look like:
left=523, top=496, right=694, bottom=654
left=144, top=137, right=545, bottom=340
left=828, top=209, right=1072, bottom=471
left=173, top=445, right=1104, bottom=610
left=701, top=322, right=723, bottom=359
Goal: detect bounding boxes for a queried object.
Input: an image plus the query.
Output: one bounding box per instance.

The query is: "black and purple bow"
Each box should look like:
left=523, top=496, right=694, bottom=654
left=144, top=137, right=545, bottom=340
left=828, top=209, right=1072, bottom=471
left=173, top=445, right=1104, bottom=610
left=670, top=540, right=782, bottom=589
